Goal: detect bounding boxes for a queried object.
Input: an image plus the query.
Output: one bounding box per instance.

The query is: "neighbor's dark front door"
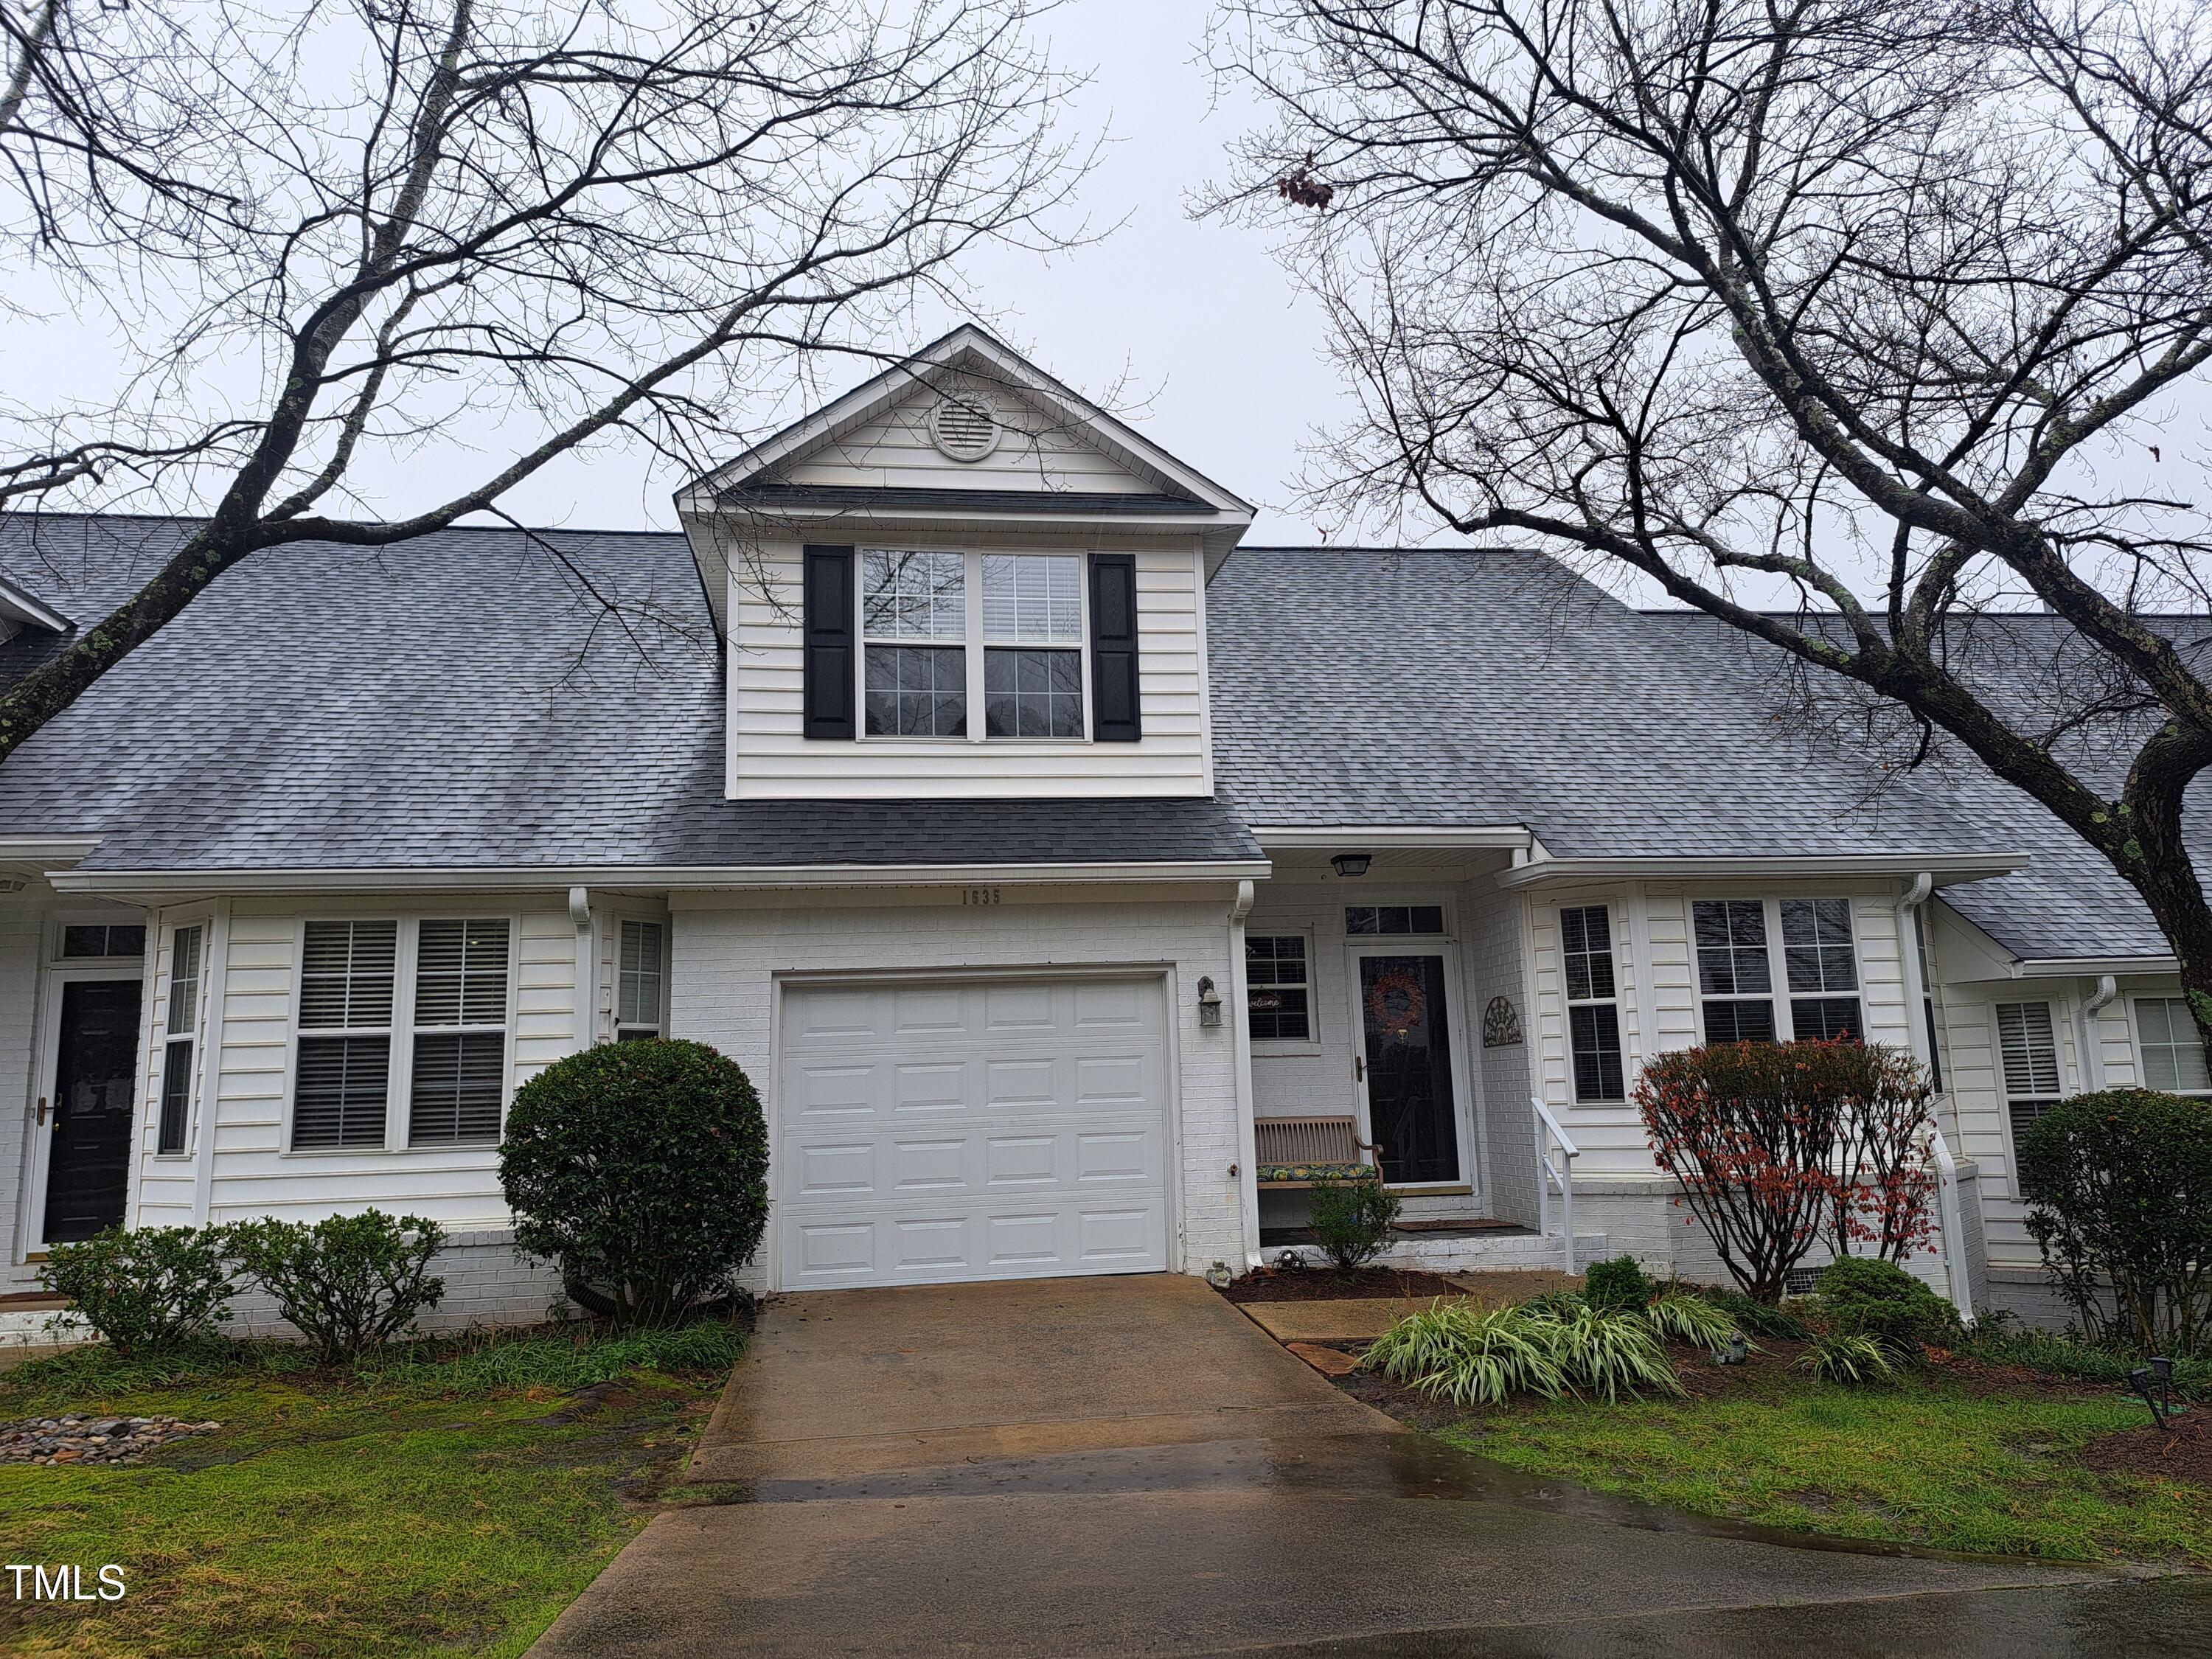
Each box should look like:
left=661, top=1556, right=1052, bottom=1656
left=1357, top=954, right=1461, bottom=1185
left=42, top=978, right=143, bottom=1244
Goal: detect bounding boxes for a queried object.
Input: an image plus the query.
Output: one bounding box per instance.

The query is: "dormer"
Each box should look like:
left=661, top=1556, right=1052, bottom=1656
left=675, top=328, right=1253, bottom=801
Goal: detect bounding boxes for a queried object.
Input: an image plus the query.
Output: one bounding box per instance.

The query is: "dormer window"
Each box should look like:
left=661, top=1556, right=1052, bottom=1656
left=982, top=554, right=1084, bottom=737
left=862, top=550, right=967, bottom=737
left=853, top=547, right=1093, bottom=742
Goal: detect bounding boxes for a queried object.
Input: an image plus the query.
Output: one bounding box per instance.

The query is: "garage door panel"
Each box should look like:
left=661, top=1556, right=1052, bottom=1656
left=778, top=975, right=1171, bottom=1290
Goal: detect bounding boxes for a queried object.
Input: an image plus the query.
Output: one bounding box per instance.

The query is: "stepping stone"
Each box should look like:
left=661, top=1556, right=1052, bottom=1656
left=1239, top=1299, right=1422, bottom=1343
left=1286, top=1342, right=1360, bottom=1377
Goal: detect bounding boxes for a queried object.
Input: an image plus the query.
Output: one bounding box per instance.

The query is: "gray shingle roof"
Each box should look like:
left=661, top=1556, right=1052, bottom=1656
left=0, top=515, right=1258, bottom=872
left=1206, top=548, right=2015, bottom=858
left=0, top=515, right=2185, bottom=964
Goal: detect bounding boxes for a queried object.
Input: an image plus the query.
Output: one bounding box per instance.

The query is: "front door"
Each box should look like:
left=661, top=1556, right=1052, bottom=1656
left=41, top=978, right=143, bottom=1244
left=1355, top=953, right=1461, bottom=1185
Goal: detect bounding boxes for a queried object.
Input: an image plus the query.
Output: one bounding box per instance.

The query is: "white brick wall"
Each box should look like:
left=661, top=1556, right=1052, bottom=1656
left=668, top=883, right=1251, bottom=1287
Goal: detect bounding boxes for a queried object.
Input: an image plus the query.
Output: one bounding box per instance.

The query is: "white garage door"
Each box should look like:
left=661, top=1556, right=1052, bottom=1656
left=776, top=975, right=1171, bottom=1289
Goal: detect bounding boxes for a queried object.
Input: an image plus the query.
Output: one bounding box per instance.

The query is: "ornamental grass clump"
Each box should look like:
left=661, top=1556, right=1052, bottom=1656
left=1364, top=1302, right=1565, bottom=1406
left=1537, top=1302, right=1683, bottom=1402
left=1645, top=1290, right=1744, bottom=1351
left=1800, top=1330, right=1897, bottom=1385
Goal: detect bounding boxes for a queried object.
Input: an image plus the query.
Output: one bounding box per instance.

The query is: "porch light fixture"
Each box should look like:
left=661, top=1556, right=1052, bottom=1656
left=1330, top=852, right=1374, bottom=879
left=1196, top=975, right=1223, bottom=1028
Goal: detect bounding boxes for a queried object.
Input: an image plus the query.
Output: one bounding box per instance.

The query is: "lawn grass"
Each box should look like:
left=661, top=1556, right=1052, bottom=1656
left=1444, top=1367, right=2212, bottom=1565
left=0, top=1324, right=743, bottom=1658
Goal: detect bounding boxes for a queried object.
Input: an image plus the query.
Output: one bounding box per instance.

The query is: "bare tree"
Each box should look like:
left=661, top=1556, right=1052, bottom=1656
left=0, top=0, right=1082, bottom=745
left=1210, top=0, right=2212, bottom=1038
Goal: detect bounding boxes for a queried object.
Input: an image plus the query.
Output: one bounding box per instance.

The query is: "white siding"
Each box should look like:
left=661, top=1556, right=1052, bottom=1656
left=128, top=908, right=206, bottom=1228
left=175, top=897, right=579, bottom=1230
left=779, top=380, right=1159, bottom=495
left=666, top=884, right=1249, bottom=1286
left=726, top=532, right=1212, bottom=799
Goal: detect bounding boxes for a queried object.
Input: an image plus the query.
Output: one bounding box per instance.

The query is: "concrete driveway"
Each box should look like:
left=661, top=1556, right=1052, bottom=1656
left=529, top=1275, right=2208, bottom=1658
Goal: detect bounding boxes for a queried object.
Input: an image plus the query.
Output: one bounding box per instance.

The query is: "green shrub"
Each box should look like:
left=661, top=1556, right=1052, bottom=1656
left=1646, top=1290, right=1743, bottom=1350
left=1799, top=1330, right=1896, bottom=1385
left=1958, top=1324, right=2212, bottom=1400
left=1531, top=1301, right=1682, bottom=1402
left=2016, top=1088, right=2212, bottom=1353
left=1583, top=1254, right=1654, bottom=1312
left=1306, top=1173, right=1400, bottom=1270
left=1365, top=1302, right=1565, bottom=1405
left=1695, top=1284, right=1811, bottom=1340
left=501, top=1040, right=769, bottom=1326
left=230, top=1211, right=446, bottom=1363
left=38, top=1225, right=239, bottom=1356
left=1812, top=1256, right=1959, bottom=1357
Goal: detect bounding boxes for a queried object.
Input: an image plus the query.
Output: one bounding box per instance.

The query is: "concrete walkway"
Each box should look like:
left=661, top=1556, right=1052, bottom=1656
left=529, top=1274, right=2204, bottom=1658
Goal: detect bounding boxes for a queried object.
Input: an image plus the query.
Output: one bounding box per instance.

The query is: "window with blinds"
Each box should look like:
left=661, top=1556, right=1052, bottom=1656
left=1561, top=904, right=1625, bottom=1101
left=617, top=919, right=664, bottom=1041
left=157, top=924, right=204, bottom=1155
left=409, top=918, right=511, bottom=1145
left=293, top=920, right=397, bottom=1149
left=1996, top=1001, right=2064, bottom=1149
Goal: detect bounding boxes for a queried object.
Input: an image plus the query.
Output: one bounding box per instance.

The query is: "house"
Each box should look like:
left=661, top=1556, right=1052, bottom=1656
left=0, top=327, right=2188, bottom=1327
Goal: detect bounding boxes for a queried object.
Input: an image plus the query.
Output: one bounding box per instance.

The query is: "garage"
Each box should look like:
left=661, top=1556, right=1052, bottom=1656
left=775, top=975, right=1172, bottom=1289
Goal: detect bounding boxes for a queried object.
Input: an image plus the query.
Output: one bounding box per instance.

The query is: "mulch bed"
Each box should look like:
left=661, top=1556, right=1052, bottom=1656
left=1217, top=1265, right=1466, bottom=1304
left=2079, top=1411, right=2212, bottom=1487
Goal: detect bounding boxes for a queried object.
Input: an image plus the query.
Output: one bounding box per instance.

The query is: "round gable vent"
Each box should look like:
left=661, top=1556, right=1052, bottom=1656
left=928, top=392, right=1001, bottom=462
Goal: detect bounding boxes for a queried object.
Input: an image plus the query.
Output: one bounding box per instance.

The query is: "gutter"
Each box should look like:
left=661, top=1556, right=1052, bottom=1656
left=49, top=857, right=1274, bottom=897
left=1895, top=871, right=1973, bottom=1313
left=1251, top=825, right=1533, bottom=850
left=1494, top=851, right=2028, bottom=890
left=2078, top=973, right=2119, bottom=1091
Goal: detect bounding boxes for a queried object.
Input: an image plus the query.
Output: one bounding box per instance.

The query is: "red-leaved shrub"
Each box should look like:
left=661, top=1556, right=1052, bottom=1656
left=1636, top=1040, right=1938, bottom=1304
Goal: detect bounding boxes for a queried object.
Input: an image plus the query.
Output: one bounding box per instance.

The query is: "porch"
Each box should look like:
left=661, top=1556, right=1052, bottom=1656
left=1241, top=834, right=1587, bottom=1270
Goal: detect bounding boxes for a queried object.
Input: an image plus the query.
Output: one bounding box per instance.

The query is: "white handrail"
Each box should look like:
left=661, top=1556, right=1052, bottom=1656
left=1531, top=1095, right=1582, bottom=1276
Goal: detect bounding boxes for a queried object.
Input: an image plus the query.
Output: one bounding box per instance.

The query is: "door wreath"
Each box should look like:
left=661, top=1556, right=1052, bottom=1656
left=1366, top=970, right=1427, bottom=1038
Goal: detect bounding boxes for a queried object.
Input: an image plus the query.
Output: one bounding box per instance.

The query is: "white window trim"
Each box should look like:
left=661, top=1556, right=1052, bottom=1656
left=1559, top=902, right=1627, bottom=1103
left=1340, top=902, right=1453, bottom=940
left=283, top=914, right=521, bottom=1156
left=1994, top=998, right=2067, bottom=1178
left=49, top=912, right=148, bottom=964
left=855, top=547, right=1094, bottom=744
left=2126, top=993, right=2212, bottom=1099
left=153, top=921, right=205, bottom=1160
left=406, top=917, right=517, bottom=1148
left=1691, top=896, right=1865, bottom=1045
left=1246, top=925, right=1322, bottom=1054
left=614, top=915, right=671, bottom=1042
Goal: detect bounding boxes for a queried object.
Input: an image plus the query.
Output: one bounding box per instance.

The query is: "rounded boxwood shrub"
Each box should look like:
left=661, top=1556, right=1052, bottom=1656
left=2017, top=1088, right=2212, bottom=1353
left=1583, top=1253, right=1655, bottom=1313
left=1812, top=1254, right=1958, bottom=1357
left=500, top=1040, right=768, bottom=1326
left=230, top=1210, right=445, bottom=1363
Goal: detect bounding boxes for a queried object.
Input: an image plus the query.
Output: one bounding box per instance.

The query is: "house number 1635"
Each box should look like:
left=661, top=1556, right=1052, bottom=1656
left=962, top=887, right=1004, bottom=906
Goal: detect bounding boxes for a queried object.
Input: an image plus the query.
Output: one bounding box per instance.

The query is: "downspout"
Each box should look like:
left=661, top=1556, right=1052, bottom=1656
left=568, top=886, right=597, bottom=1051
left=1228, top=880, right=1262, bottom=1269
left=1897, top=873, right=1971, bottom=1311
left=2078, top=974, right=2118, bottom=1092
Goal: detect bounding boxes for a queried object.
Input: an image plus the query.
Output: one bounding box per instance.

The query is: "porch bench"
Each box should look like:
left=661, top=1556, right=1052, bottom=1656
left=1255, top=1116, right=1385, bottom=1188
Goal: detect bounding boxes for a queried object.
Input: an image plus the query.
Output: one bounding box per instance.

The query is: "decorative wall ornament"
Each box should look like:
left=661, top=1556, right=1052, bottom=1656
left=1482, top=996, right=1524, bottom=1048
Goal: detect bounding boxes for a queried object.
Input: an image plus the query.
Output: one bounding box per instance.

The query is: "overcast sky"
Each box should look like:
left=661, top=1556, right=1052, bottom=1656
left=470, top=0, right=1358, bottom=544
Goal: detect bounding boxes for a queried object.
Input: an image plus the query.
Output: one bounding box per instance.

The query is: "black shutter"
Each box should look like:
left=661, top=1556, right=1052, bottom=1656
left=801, top=545, right=856, bottom=740
left=1089, top=553, right=1141, bottom=742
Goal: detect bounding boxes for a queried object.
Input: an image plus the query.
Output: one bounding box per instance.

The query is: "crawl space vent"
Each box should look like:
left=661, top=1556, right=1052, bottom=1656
left=929, top=394, right=1001, bottom=462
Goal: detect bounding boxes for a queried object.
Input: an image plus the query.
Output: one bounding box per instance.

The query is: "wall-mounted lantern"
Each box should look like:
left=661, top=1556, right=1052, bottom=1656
left=1197, top=975, right=1223, bottom=1028
left=1330, top=852, right=1373, bottom=879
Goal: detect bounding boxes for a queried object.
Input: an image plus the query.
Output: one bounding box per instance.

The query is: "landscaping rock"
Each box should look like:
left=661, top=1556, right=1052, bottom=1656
left=1286, top=1342, right=1361, bottom=1377
left=0, top=1414, right=220, bottom=1467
